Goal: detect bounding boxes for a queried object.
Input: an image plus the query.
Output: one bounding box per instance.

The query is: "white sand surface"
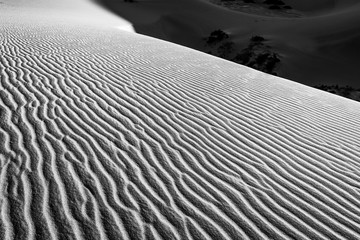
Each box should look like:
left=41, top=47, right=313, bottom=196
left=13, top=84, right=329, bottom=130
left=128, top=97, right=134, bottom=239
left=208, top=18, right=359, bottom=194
left=1, top=0, right=360, bottom=239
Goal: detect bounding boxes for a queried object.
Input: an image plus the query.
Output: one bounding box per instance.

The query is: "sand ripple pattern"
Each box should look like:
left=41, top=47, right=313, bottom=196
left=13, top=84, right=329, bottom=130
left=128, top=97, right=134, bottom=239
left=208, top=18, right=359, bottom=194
left=1, top=24, right=360, bottom=240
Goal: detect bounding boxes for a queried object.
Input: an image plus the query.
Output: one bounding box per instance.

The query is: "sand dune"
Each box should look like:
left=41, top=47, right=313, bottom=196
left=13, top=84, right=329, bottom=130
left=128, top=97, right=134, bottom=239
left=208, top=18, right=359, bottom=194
left=1, top=0, right=360, bottom=239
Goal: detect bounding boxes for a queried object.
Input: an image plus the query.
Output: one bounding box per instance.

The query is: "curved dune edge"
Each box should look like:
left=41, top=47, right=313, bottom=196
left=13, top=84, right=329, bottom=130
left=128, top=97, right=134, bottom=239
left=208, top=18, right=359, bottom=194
left=1, top=6, right=360, bottom=240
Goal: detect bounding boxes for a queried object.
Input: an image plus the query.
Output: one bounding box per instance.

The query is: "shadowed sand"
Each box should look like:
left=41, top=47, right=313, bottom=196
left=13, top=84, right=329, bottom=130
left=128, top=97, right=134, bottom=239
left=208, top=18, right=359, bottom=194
left=1, top=0, right=360, bottom=239
left=97, top=0, right=360, bottom=87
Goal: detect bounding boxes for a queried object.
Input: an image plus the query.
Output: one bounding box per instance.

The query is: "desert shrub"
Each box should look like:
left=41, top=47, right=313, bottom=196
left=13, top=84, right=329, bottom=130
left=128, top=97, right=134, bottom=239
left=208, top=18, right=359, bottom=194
left=243, top=0, right=255, bottom=3
left=283, top=5, right=292, bottom=9
left=233, top=50, right=252, bottom=64
left=343, top=90, right=351, bottom=97
left=256, top=53, right=270, bottom=65
left=343, top=86, right=354, bottom=97
left=264, top=53, right=280, bottom=73
left=204, top=33, right=280, bottom=76
left=217, top=41, right=235, bottom=58
left=251, top=35, right=266, bottom=43
left=345, top=85, right=353, bottom=91
left=317, top=85, right=328, bottom=91
left=206, top=30, right=229, bottom=45
left=247, top=61, right=256, bottom=68
left=231, top=35, right=280, bottom=75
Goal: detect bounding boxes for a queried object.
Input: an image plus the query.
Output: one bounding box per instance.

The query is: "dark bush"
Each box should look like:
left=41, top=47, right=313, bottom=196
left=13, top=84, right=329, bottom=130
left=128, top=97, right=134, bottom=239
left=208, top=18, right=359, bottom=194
left=283, top=5, right=292, bottom=9
left=264, top=53, right=280, bottom=72
left=345, top=85, right=353, bottom=91
left=317, top=85, right=328, bottom=91
left=233, top=51, right=252, bottom=64
left=217, top=41, right=235, bottom=58
left=204, top=33, right=280, bottom=76
left=206, top=30, right=229, bottom=45
left=243, top=0, right=255, bottom=3
left=256, top=53, right=270, bottom=65
left=251, top=35, right=266, bottom=43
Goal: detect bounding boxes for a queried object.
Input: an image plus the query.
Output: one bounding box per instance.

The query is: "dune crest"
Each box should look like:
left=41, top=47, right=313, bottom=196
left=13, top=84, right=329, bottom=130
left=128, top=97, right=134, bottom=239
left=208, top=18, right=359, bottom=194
left=1, top=0, right=360, bottom=239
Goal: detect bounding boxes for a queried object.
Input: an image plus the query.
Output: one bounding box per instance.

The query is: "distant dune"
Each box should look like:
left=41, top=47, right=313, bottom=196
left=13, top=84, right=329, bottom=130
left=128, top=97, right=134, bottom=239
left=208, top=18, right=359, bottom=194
left=97, top=0, right=360, bottom=88
left=1, top=0, right=360, bottom=239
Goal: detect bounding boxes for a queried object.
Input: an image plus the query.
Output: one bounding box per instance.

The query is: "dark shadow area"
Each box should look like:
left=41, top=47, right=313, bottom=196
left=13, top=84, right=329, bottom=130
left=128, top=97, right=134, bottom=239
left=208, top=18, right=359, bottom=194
left=93, top=0, right=167, bottom=41
left=94, top=0, right=360, bottom=102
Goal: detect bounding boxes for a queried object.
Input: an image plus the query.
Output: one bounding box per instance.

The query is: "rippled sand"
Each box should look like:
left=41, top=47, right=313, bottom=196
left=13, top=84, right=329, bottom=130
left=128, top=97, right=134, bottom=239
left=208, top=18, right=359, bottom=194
left=1, top=0, right=360, bottom=239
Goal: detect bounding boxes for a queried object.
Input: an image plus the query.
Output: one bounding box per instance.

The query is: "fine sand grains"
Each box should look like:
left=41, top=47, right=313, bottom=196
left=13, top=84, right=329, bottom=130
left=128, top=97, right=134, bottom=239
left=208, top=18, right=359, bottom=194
left=1, top=12, right=360, bottom=240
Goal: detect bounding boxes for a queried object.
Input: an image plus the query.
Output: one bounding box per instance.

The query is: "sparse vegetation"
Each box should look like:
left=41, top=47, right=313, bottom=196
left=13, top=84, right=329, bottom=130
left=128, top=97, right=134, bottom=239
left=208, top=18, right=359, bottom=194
left=217, top=41, right=235, bottom=58
left=204, top=31, right=281, bottom=76
left=232, top=37, right=280, bottom=75
left=205, top=29, right=230, bottom=45
left=250, top=35, right=265, bottom=43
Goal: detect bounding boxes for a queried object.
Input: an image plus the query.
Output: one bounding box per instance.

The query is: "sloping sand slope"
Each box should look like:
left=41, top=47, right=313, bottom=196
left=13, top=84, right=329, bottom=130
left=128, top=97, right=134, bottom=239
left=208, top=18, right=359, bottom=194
left=2, top=1, right=360, bottom=240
